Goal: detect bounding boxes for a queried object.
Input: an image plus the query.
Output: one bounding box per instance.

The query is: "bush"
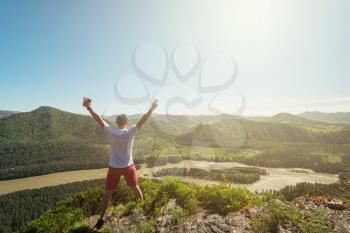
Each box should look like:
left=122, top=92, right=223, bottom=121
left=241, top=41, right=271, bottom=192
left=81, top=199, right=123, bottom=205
left=24, top=207, right=84, bottom=233
left=159, top=177, right=199, bottom=211
left=68, top=222, right=97, bottom=233
left=198, top=184, right=252, bottom=215
left=250, top=199, right=333, bottom=233
left=277, top=182, right=350, bottom=202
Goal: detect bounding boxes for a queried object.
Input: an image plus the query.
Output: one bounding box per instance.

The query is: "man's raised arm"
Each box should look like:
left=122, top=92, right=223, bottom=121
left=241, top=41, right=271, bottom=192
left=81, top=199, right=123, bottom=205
left=136, top=99, right=158, bottom=129
left=82, top=97, right=108, bottom=128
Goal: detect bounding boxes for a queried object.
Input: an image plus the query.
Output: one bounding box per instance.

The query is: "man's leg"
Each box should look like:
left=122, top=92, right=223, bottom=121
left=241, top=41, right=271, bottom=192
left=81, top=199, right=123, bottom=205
left=125, top=165, right=143, bottom=200
left=130, top=185, right=143, bottom=200
left=95, top=167, right=121, bottom=229
left=94, top=190, right=113, bottom=229
left=98, top=189, right=114, bottom=220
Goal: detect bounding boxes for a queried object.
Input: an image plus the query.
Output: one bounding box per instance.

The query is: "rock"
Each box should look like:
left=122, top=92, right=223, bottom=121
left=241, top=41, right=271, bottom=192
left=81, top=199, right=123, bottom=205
left=128, top=207, right=145, bottom=223
left=225, top=212, right=251, bottom=230
left=85, top=213, right=130, bottom=231
left=330, top=209, right=350, bottom=233
left=325, top=200, right=348, bottom=211
left=157, top=199, right=180, bottom=228
left=277, top=222, right=301, bottom=233
left=159, top=209, right=252, bottom=233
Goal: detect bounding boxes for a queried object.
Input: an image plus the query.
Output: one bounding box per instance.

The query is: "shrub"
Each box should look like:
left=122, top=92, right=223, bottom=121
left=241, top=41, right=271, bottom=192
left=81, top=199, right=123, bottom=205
left=250, top=199, right=333, bottom=233
left=68, top=222, right=97, bottom=233
left=159, top=177, right=199, bottom=211
left=198, top=184, right=252, bottom=215
left=24, top=207, right=84, bottom=233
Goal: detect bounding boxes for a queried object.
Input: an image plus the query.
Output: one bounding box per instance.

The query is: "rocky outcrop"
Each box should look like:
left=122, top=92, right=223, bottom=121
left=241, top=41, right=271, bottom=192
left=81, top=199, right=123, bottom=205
left=293, top=196, right=350, bottom=233
left=85, top=196, right=349, bottom=233
left=157, top=209, right=252, bottom=233
left=155, top=198, right=252, bottom=232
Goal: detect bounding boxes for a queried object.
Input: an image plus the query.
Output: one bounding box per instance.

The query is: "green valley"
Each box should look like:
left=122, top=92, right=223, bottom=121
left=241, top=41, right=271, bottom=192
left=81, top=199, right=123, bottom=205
left=1, top=107, right=350, bottom=180
left=1, top=109, right=349, bottom=232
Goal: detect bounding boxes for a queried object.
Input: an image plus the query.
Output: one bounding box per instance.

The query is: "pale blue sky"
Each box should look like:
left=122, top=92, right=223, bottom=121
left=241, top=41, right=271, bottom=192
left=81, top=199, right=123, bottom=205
left=1, top=0, right=349, bottom=116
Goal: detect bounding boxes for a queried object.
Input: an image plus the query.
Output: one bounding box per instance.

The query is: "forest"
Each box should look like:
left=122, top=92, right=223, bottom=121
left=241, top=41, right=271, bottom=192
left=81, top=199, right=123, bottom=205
left=0, top=179, right=104, bottom=233
left=0, top=141, right=109, bottom=179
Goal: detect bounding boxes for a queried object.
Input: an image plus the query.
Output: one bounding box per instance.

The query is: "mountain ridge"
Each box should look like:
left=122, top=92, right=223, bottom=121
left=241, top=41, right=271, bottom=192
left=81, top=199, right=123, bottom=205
left=2, top=106, right=348, bottom=144
left=0, top=106, right=105, bottom=143
left=299, top=111, right=350, bottom=124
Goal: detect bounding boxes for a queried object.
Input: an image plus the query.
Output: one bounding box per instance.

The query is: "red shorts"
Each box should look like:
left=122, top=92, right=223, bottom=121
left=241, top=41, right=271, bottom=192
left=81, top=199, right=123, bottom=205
left=105, top=164, right=138, bottom=190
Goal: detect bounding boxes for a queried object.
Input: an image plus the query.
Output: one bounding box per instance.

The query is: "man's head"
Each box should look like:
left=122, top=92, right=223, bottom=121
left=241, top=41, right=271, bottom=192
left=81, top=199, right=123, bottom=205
left=116, top=114, right=128, bottom=128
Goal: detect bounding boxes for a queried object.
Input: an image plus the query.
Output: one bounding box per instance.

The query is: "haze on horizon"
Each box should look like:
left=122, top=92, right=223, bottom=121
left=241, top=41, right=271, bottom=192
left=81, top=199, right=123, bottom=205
left=1, top=0, right=349, bottom=116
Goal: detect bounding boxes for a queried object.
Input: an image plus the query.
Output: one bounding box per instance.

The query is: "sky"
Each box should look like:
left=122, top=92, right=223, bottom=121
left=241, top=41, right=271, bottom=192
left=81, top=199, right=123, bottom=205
left=0, top=0, right=349, bottom=116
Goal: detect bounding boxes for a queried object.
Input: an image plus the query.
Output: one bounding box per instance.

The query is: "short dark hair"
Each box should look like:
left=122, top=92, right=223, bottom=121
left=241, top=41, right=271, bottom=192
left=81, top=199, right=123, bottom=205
left=116, top=114, right=128, bottom=127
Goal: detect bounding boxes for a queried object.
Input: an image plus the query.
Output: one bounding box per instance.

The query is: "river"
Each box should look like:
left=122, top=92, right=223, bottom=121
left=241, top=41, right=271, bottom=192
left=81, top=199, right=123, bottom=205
left=0, top=160, right=338, bottom=195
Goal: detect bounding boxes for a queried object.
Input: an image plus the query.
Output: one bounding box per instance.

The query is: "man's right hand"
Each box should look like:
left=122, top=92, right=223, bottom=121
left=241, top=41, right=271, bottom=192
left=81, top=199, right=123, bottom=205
left=150, top=99, right=158, bottom=111
left=136, top=99, right=159, bottom=129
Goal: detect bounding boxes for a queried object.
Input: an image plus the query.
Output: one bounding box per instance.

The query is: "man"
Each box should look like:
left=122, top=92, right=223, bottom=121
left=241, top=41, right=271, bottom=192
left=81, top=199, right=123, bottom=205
left=82, top=97, right=158, bottom=229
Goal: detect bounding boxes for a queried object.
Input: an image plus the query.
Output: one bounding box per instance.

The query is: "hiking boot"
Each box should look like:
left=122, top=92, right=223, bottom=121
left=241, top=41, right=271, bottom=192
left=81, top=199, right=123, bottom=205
left=94, top=218, right=105, bottom=229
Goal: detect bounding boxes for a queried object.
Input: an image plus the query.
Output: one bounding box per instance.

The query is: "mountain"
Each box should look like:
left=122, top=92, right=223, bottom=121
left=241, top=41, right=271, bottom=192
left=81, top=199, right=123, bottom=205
left=104, top=114, right=142, bottom=124
left=253, top=112, right=347, bottom=133
left=0, top=106, right=110, bottom=180
left=268, top=113, right=320, bottom=127
left=0, top=110, right=20, bottom=119
left=176, top=117, right=314, bottom=147
left=0, top=106, right=105, bottom=143
left=105, top=113, right=238, bottom=135
left=106, top=111, right=350, bottom=148
left=176, top=113, right=350, bottom=148
left=299, top=111, right=350, bottom=124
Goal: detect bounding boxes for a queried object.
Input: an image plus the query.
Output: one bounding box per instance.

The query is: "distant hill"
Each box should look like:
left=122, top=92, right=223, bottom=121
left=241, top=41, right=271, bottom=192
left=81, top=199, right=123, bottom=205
left=176, top=117, right=314, bottom=147
left=299, top=111, right=350, bottom=124
left=1, top=107, right=348, bottom=144
left=0, top=110, right=20, bottom=119
left=176, top=114, right=350, bottom=147
left=268, top=113, right=320, bottom=126
left=0, top=107, right=110, bottom=180
left=250, top=112, right=346, bottom=133
left=0, top=106, right=105, bottom=143
left=104, top=114, right=141, bottom=124
left=106, top=112, right=350, bottom=146
left=105, top=113, right=236, bottom=135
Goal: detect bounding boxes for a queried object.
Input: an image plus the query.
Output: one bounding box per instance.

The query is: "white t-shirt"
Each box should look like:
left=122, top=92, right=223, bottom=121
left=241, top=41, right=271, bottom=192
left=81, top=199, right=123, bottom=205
left=103, top=124, right=138, bottom=168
